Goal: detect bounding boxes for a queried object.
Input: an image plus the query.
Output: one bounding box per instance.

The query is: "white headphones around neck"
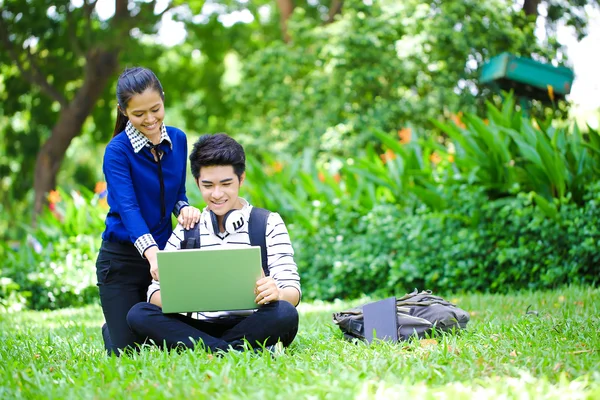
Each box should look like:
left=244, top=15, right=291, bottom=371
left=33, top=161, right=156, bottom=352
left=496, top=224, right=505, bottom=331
left=207, top=209, right=245, bottom=235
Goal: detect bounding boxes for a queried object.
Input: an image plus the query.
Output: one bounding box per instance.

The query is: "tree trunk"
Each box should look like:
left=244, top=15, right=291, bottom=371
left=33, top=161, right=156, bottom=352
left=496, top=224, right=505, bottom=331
left=33, top=49, right=119, bottom=219
left=276, top=0, right=295, bottom=43
left=522, top=0, right=541, bottom=17
left=326, top=0, right=343, bottom=23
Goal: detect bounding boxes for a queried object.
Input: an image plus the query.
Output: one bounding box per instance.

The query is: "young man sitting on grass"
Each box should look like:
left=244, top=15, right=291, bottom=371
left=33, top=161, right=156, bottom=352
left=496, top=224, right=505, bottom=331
left=126, top=133, right=301, bottom=353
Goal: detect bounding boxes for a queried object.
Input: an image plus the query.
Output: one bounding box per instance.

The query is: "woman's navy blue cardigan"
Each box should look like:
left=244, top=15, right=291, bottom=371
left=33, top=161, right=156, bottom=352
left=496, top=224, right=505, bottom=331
left=101, top=126, right=188, bottom=254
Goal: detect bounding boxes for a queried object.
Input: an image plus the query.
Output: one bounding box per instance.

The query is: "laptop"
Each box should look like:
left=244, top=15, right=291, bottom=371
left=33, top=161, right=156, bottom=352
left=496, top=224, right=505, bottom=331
left=363, top=297, right=399, bottom=343
left=156, top=246, right=263, bottom=313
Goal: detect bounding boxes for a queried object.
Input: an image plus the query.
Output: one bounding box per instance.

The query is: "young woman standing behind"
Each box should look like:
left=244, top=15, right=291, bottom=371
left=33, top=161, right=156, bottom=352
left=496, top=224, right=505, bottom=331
left=97, top=67, right=200, bottom=355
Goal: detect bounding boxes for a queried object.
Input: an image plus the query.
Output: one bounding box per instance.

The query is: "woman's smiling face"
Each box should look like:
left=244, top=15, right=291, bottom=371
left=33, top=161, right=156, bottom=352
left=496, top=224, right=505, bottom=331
left=124, top=88, right=165, bottom=140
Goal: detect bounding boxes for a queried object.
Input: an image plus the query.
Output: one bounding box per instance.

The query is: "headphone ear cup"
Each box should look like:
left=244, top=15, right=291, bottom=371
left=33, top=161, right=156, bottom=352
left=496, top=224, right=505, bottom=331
left=209, top=209, right=245, bottom=234
left=222, top=209, right=245, bottom=234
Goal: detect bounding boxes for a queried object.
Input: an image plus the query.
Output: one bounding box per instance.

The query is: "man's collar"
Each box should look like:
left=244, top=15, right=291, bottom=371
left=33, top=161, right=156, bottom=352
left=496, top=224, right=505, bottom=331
left=125, top=120, right=172, bottom=153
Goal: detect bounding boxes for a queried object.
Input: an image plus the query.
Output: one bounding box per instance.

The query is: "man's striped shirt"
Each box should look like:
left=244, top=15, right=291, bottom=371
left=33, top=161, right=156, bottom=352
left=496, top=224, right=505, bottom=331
left=147, top=199, right=301, bottom=319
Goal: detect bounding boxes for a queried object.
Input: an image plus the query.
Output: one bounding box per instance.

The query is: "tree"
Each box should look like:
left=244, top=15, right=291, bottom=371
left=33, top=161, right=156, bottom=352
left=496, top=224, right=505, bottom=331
left=0, top=0, right=332, bottom=221
left=276, top=0, right=295, bottom=42
left=274, top=0, right=345, bottom=41
left=1, top=0, right=596, bottom=222
left=522, top=0, right=542, bottom=16
left=229, top=0, right=597, bottom=158
left=522, top=0, right=599, bottom=40
left=0, top=0, right=173, bottom=220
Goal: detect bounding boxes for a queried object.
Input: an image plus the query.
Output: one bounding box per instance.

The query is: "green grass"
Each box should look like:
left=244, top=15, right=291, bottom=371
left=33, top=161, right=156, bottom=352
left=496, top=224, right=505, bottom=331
left=1, top=286, right=599, bottom=399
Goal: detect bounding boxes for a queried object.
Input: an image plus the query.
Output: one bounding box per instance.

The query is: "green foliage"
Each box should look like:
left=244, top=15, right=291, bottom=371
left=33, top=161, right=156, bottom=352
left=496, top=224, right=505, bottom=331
left=346, top=128, right=450, bottom=210
left=432, top=93, right=600, bottom=204
left=11, top=94, right=600, bottom=309
left=243, top=150, right=343, bottom=232
left=0, top=188, right=104, bottom=310
left=0, top=287, right=599, bottom=398
left=1, top=0, right=596, bottom=232
left=543, top=0, right=599, bottom=41
left=0, top=0, right=157, bottom=220
left=236, top=125, right=447, bottom=234
left=0, top=276, right=27, bottom=313
left=5, top=96, right=600, bottom=309
left=293, top=183, right=600, bottom=301
left=229, top=0, right=557, bottom=157
left=0, top=0, right=331, bottom=219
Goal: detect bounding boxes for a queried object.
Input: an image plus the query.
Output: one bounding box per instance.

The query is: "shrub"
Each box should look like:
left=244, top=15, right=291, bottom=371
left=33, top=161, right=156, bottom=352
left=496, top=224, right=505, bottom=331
left=292, top=183, right=600, bottom=301
left=0, top=188, right=103, bottom=311
left=431, top=94, right=600, bottom=204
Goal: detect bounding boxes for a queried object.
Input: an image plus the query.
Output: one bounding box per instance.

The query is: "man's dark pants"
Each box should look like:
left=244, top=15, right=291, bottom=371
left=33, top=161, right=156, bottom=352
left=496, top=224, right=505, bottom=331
left=126, top=300, right=299, bottom=352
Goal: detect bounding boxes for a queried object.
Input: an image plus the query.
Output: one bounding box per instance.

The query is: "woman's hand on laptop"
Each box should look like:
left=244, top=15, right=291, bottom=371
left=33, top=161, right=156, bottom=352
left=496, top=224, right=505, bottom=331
left=254, top=276, right=279, bottom=305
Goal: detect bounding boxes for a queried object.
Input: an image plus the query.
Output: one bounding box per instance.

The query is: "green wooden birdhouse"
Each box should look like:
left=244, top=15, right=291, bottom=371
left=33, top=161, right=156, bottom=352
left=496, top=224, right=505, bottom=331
left=480, top=52, right=574, bottom=103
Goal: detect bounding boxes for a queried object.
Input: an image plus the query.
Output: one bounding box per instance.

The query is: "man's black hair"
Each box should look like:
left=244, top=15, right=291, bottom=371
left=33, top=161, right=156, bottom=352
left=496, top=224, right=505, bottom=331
left=189, top=133, right=246, bottom=180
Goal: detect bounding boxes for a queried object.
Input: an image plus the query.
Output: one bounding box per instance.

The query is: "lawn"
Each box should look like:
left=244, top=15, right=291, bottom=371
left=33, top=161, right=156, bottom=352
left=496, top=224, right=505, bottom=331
left=1, top=286, right=598, bottom=399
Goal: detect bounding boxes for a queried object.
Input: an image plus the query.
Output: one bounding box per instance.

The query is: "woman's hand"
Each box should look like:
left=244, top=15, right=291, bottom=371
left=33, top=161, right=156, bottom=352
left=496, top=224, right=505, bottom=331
left=178, top=206, right=201, bottom=230
left=145, top=246, right=160, bottom=281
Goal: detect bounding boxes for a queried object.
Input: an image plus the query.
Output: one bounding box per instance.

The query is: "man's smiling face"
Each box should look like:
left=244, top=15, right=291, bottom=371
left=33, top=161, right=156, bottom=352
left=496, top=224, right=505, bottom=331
left=197, top=165, right=245, bottom=218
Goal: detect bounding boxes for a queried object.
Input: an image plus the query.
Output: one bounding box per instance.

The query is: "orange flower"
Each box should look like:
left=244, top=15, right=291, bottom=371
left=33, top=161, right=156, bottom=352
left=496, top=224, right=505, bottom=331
left=398, top=127, right=412, bottom=144
left=483, top=119, right=489, bottom=126
left=47, top=190, right=61, bottom=204
left=450, top=112, right=466, bottom=129
left=380, top=149, right=396, bottom=164
left=272, top=161, right=283, bottom=173
left=333, top=173, right=341, bottom=183
left=318, top=171, right=326, bottom=182
left=547, top=84, right=555, bottom=102
left=95, top=181, right=107, bottom=194
left=448, top=154, right=455, bottom=163
left=429, top=152, right=442, bottom=165
left=99, top=197, right=109, bottom=209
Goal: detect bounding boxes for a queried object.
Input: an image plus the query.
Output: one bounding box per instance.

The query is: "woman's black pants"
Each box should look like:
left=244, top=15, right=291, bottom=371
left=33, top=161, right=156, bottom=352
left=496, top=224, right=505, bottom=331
left=96, top=241, right=152, bottom=355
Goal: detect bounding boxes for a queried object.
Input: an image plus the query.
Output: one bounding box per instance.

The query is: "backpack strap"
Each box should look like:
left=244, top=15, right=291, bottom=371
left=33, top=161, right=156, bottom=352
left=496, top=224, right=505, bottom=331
left=181, top=225, right=201, bottom=317
left=248, top=207, right=271, bottom=276
left=181, top=224, right=201, bottom=249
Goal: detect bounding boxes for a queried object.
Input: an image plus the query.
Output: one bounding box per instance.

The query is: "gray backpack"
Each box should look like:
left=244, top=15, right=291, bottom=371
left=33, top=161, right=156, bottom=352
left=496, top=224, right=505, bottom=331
left=332, top=289, right=470, bottom=342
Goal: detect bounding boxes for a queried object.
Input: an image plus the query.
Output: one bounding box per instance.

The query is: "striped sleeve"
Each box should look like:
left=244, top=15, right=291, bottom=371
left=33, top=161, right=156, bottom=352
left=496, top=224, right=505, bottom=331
left=164, top=224, right=184, bottom=251
left=147, top=279, right=160, bottom=302
left=265, top=212, right=301, bottom=299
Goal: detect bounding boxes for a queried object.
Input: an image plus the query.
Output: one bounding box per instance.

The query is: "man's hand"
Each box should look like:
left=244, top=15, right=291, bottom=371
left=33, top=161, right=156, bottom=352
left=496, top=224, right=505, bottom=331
left=145, top=246, right=160, bottom=281
left=254, top=276, right=280, bottom=305
left=177, top=206, right=201, bottom=230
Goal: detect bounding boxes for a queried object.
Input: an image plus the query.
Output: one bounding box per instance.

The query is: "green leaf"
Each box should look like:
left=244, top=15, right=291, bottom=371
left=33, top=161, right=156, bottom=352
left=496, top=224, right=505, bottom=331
left=532, top=192, right=560, bottom=222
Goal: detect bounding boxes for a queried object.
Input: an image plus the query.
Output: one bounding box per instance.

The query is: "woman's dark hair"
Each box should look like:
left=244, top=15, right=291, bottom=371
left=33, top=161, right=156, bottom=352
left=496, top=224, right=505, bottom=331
left=113, top=67, right=164, bottom=137
left=189, top=134, right=246, bottom=180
